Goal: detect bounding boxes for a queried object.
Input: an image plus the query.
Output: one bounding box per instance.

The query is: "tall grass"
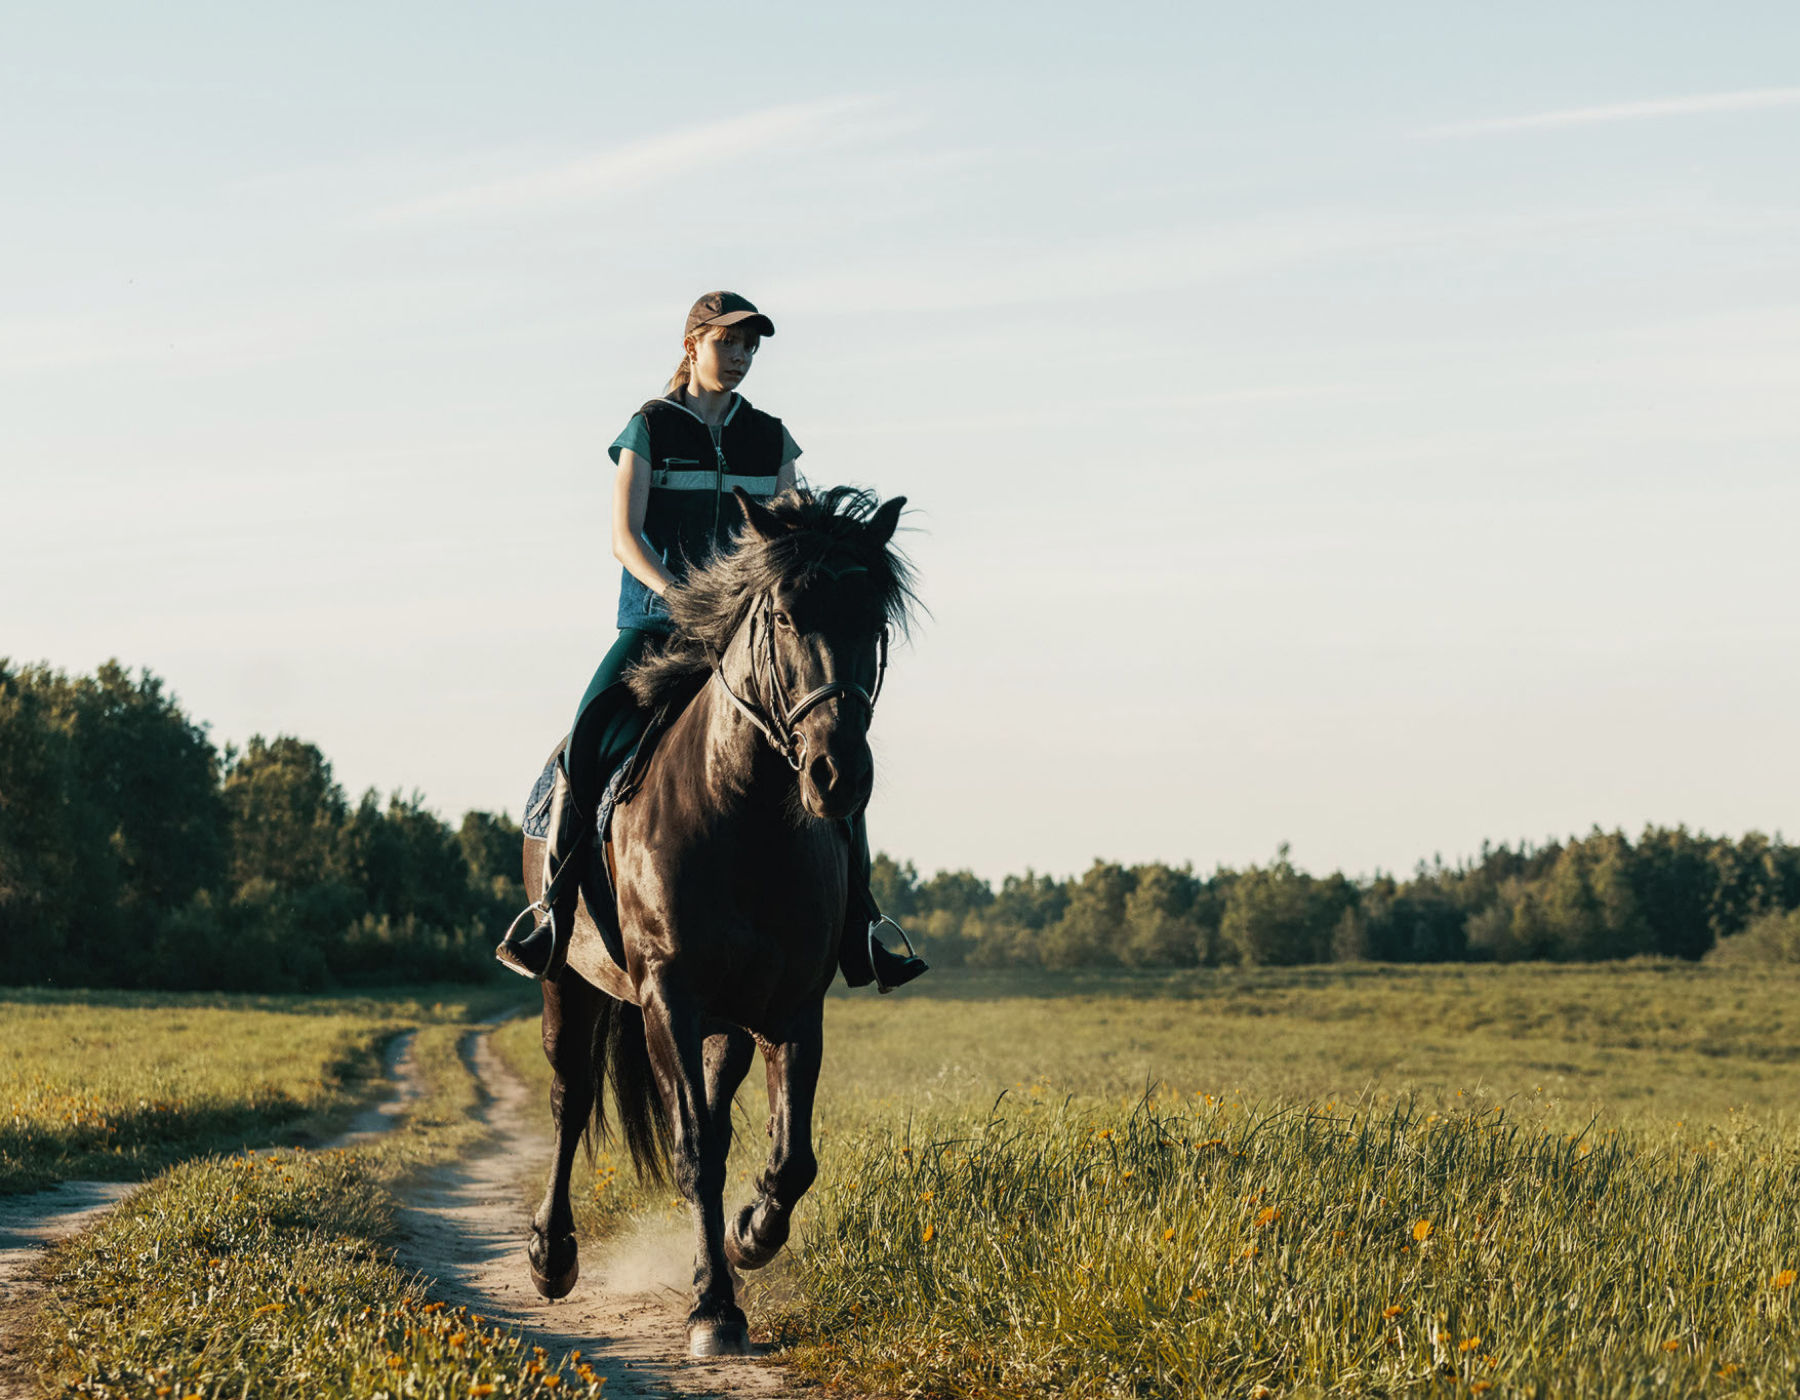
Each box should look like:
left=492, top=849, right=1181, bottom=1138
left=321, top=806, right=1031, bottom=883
left=777, top=1093, right=1800, bottom=1394
left=33, top=1018, right=598, bottom=1398
left=0, top=986, right=520, bottom=1192
left=492, top=963, right=1800, bottom=1395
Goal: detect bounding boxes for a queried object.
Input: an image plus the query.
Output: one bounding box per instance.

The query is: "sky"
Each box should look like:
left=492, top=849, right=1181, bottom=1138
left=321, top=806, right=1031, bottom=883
left=4, top=2, right=1798, bottom=883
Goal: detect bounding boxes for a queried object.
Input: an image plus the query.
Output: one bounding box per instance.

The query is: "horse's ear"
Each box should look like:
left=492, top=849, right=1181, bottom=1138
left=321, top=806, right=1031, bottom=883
left=867, top=495, right=906, bottom=546
left=734, top=487, right=782, bottom=542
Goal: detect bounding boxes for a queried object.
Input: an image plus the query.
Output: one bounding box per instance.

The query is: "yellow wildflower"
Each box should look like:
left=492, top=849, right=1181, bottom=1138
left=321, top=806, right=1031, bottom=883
left=1773, top=1269, right=1797, bottom=1289
left=922, top=1223, right=935, bottom=1243
left=1412, top=1219, right=1433, bottom=1242
left=1661, top=1339, right=1680, bottom=1352
left=1382, top=1304, right=1405, bottom=1319
left=1459, top=1336, right=1481, bottom=1353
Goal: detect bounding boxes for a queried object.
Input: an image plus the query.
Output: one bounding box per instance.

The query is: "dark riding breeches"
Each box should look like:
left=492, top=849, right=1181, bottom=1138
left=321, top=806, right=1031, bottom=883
left=565, top=628, right=656, bottom=813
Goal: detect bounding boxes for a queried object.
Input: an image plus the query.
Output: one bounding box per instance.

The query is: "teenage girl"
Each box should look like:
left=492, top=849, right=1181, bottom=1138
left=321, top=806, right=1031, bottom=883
left=496, top=291, right=927, bottom=992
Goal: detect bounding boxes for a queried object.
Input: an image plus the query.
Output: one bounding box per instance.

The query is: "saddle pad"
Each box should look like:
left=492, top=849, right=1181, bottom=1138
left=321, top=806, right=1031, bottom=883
left=522, top=754, right=559, bottom=839
left=521, top=746, right=630, bottom=847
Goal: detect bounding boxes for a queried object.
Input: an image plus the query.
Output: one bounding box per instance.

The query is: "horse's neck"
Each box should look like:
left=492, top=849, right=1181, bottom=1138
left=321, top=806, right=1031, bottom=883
left=669, top=675, right=790, bottom=817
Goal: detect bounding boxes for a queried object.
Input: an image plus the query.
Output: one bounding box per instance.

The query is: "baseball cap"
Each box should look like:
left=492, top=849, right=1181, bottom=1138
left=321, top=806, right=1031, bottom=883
left=685, top=291, right=775, bottom=339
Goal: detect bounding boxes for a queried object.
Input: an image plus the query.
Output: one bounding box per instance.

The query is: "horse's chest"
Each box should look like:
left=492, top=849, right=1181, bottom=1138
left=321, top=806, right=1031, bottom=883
left=614, top=803, right=844, bottom=1018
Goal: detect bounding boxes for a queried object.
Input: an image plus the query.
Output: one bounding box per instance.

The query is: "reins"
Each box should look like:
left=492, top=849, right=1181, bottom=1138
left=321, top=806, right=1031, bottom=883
left=712, top=585, right=890, bottom=772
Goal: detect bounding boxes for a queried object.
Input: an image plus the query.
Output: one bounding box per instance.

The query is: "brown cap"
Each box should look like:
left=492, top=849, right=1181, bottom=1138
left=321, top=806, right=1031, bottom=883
left=684, top=291, right=775, bottom=339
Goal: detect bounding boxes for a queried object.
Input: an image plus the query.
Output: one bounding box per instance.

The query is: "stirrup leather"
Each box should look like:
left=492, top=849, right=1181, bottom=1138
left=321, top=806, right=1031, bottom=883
left=869, top=915, right=917, bottom=995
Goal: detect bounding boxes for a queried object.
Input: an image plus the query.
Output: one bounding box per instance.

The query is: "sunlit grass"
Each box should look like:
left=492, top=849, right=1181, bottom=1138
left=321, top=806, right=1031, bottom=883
left=20, top=991, right=598, bottom=1399
left=492, top=962, right=1800, bottom=1395
left=0, top=985, right=520, bottom=1193
left=776, top=1095, right=1800, bottom=1394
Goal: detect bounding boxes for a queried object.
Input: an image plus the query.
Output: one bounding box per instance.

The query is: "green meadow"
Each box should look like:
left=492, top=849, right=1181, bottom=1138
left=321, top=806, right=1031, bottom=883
left=7, top=987, right=603, bottom=1400
left=9, top=964, right=1800, bottom=1396
left=493, top=962, right=1800, bottom=1397
left=0, top=986, right=520, bottom=1193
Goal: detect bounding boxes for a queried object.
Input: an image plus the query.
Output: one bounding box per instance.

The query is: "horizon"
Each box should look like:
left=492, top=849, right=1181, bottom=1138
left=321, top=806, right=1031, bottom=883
left=5, top=3, right=1798, bottom=885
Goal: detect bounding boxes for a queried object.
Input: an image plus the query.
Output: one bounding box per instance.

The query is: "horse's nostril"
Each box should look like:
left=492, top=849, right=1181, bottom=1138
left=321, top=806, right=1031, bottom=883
left=807, top=754, right=837, bottom=793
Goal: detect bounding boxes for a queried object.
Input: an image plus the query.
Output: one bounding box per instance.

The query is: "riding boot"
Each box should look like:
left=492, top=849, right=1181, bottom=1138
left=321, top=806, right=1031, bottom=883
left=836, top=819, right=928, bottom=994
left=497, top=759, right=589, bottom=980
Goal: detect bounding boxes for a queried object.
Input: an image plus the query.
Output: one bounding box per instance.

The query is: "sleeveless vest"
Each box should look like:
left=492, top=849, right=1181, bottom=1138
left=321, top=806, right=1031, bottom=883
left=616, top=394, right=786, bottom=632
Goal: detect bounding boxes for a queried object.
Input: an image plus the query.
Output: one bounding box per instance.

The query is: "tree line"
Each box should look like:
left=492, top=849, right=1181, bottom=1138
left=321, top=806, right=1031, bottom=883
left=0, top=660, right=522, bottom=989
left=4, top=660, right=1797, bottom=991
left=873, top=828, right=1800, bottom=970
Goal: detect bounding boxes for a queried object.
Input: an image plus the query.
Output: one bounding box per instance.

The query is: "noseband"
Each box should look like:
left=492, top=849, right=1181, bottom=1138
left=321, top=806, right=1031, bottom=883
left=712, top=585, right=890, bottom=773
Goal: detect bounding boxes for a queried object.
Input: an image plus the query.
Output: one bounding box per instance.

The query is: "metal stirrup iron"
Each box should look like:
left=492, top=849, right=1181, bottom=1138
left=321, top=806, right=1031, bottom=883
left=498, top=899, right=559, bottom=978
left=869, top=915, right=917, bottom=995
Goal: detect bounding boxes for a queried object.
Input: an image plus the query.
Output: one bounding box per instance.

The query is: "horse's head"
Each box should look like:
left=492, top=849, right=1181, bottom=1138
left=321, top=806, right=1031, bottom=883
left=628, top=485, right=917, bottom=820
left=727, top=487, right=907, bottom=820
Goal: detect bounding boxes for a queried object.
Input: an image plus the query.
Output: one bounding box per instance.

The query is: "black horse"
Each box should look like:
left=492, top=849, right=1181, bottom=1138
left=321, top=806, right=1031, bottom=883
left=521, top=485, right=915, bottom=1356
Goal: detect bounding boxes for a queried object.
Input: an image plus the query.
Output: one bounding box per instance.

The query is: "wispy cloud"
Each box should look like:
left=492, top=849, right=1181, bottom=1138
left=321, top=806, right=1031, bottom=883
left=362, top=97, right=879, bottom=225
left=1420, top=87, right=1800, bottom=137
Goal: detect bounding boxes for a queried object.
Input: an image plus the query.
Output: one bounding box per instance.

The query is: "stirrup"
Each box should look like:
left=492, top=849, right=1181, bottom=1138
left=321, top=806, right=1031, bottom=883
left=496, top=900, right=557, bottom=980
left=869, top=915, right=918, bottom=995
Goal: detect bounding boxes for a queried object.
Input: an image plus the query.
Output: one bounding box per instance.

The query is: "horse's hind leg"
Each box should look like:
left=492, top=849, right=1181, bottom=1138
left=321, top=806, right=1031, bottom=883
left=528, top=970, right=603, bottom=1299
left=726, top=1001, right=823, bottom=1272
left=642, top=982, right=749, bottom=1356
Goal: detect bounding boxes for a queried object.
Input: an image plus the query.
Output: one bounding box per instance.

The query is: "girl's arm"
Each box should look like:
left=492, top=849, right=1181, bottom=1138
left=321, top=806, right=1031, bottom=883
left=776, top=457, right=797, bottom=494
left=612, top=449, right=679, bottom=596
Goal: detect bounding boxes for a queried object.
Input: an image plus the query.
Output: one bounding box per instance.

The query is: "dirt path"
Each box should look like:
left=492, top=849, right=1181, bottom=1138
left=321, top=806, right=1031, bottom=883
left=0, top=1181, right=135, bottom=1399
left=0, top=1031, right=423, bottom=1400
left=395, top=1030, right=819, bottom=1400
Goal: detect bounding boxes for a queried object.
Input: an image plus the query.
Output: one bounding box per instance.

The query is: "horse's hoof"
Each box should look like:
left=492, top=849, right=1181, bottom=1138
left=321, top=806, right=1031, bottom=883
left=688, top=1316, right=751, bottom=1357
left=725, top=1202, right=786, bottom=1272
left=527, top=1231, right=579, bottom=1300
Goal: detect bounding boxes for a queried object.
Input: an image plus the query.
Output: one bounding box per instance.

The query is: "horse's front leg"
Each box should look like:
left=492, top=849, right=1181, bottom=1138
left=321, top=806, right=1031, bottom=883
left=528, top=969, right=602, bottom=1299
left=642, top=981, right=748, bottom=1356
left=726, top=1000, right=823, bottom=1271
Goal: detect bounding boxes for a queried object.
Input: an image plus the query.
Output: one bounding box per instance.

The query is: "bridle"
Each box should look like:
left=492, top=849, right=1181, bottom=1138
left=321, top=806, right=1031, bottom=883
left=712, top=580, right=890, bottom=773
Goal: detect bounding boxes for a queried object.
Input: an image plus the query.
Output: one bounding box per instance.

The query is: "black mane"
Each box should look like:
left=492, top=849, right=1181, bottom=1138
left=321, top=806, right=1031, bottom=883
left=627, top=486, right=918, bottom=709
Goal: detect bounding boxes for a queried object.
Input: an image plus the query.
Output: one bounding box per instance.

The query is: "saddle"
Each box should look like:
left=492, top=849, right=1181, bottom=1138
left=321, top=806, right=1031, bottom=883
left=521, top=681, right=702, bottom=971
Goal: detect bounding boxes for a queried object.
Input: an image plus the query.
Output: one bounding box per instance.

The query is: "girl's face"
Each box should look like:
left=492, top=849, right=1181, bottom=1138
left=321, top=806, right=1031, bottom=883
left=685, top=325, right=760, bottom=395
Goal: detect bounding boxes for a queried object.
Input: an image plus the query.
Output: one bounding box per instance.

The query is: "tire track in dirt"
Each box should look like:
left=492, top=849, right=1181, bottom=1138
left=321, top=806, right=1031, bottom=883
left=0, top=1030, right=422, bottom=1400
left=395, top=1029, right=822, bottom=1400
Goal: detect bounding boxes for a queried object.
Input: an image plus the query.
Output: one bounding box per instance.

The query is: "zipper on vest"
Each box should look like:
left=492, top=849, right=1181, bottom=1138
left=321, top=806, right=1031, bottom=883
left=712, top=429, right=727, bottom=535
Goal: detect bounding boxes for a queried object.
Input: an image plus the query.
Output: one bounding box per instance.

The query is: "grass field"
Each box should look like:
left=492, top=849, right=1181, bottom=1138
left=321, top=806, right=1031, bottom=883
left=11, top=986, right=607, bottom=1399
left=13, top=964, right=1800, bottom=1396
left=492, top=962, right=1800, bottom=1396
left=0, top=986, right=520, bottom=1194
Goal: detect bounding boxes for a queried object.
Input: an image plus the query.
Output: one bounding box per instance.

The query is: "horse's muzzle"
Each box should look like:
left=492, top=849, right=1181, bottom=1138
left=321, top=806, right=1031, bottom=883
left=800, top=746, right=872, bottom=821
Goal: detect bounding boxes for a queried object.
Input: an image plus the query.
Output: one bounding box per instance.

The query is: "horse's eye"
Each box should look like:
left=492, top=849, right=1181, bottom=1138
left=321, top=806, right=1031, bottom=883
left=772, top=610, right=794, bottom=631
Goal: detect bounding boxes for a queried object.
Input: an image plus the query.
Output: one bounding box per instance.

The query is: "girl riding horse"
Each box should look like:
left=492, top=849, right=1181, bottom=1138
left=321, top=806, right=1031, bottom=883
left=495, top=290, right=927, bottom=992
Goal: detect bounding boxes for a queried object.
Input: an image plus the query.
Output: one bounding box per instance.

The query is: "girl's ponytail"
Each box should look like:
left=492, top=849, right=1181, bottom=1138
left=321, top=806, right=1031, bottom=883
left=666, top=349, right=693, bottom=397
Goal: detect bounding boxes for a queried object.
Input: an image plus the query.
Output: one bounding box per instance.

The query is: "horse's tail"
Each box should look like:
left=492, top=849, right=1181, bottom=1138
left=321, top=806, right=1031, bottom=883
left=590, top=992, right=672, bottom=1184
